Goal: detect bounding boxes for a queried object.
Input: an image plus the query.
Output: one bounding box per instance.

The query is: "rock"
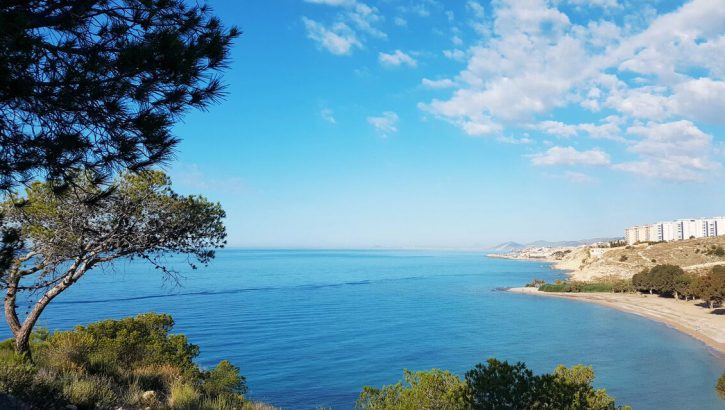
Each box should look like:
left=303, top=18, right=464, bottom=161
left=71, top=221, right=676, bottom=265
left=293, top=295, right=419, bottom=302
left=64, top=405, right=78, bottom=410
left=141, top=390, right=157, bottom=402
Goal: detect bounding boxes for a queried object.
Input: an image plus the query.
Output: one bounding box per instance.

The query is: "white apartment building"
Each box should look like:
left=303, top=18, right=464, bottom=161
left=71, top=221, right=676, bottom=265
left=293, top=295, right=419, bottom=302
left=625, top=217, right=725, bottom=245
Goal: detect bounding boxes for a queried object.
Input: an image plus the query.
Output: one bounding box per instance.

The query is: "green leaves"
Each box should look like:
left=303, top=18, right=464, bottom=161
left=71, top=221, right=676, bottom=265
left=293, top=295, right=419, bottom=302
left=0, top=0, right=239, bottom=191
left=4, top=170, right=226, bottom=278
left=357, top=359, right=626, bottom=410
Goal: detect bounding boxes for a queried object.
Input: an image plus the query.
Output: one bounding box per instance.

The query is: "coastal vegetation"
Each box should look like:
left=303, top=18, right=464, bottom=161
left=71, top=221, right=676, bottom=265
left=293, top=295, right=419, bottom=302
left=532, top=264, right=725, bottom=310
left=632, top=264, right=725, bottom=308
left=356, top=358, right=630, bottom=410
left=537, top=277, right=633, bottom=294
left=0, top=313, right=259, bottom=409
left=718, top=373, right=725, bottom=400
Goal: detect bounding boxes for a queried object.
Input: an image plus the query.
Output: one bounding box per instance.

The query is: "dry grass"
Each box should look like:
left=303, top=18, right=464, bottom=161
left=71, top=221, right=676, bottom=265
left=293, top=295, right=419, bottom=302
left=557, top=236, right=725, bottom=280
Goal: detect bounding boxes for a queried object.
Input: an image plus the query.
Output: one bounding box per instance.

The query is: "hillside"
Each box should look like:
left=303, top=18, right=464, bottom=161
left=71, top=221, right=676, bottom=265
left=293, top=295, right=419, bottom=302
left=492, top=237, right=622, bottom=252
left=554, top=236, right=725, bottom=281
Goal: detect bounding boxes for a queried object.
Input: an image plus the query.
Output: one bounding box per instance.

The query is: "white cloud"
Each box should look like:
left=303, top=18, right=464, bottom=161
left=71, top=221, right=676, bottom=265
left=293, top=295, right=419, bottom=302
left=419, top=0, right=725, bottom=180
left=394, top=16, right=407, bottom=27
left=531, top=146, right=611, bottom=166
left=302, top=0, right=385, bottom=55
left=497, top=136, right=533, bottom=145
left=302, top=18, right=360, bottom=55
left=534, top=117, right=623, bottom=141
left=536, top=121, right=578, bottom=138
left=321, top=108, right=336, bottom=124
left=378, top=50, right=417, bottom=68
left=421, top=78, right=455, bottom=89
left=560, top=0, right=619, bottom=8
left=442, top=49, right=466, bottom=61
left=466, top=1, right=485, bottom=18
left=672, top=78, right=725, bottom=124
left=613, top=120, right=719, bottom=181
left=368, top=111, right=399, bottom=137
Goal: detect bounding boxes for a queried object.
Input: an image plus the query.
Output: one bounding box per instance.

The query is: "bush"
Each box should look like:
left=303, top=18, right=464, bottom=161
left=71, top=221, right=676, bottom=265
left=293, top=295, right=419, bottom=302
left=538, top=282, right=613, bottom=293
left=356, top=369, right=468, bottom=410
left=0, top=350, right=36, bottom=395
left=525, top=279, right=546, bottom=288
left=0, top=313, right=255, bottom=409
left=717, top=373, right=725, bottom=400
left=41, top=331, right=95, bottom=373
left=465, top=359, right=627, bottom=410
left=132, top=363, right=183, bottom=392
left=203, top=360, right=247, bottom=397
left=170, top=381, right=201, bottom=409
left=357, top=359, right=629, bottom=410
left=62, top=374, right=117, bottom=409
left=200, top=394, right=246, bottom=410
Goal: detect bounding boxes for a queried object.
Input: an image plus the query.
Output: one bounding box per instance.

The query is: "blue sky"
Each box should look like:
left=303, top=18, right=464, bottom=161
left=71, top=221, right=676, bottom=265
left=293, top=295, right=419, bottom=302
left=168, top=0, right=725, bottom=249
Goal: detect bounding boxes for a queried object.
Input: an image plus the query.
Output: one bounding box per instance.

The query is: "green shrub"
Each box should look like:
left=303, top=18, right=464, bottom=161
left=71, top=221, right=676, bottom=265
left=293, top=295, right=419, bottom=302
left=0, top=314, right=255, bottom=409
left=170, top=381, right=202, bottom=409
left=611, top=279, right=634, bottom=293
left=200, top=394, right=246, bottom=410
left=132, top=363, right=183, bottom=391
left=62, top=374, right=117, bottom=409
left=203, top=360, right=247, bottom=397
left=0, top=350, right=36, bottom=395
left=41, top=331, right=95, bottom=373
left=525, top=279, right=546, bottom=288
left=717, top=372, right=725, bottom=400
left=538, top=282, right=613, bottom=293
left=465, top=359, right=628, bottom=410
left=80, top=313, right=200, bottom=378
left=356, top=369, right=468, bottom=410
left=539, top=283, right=569, bottom=292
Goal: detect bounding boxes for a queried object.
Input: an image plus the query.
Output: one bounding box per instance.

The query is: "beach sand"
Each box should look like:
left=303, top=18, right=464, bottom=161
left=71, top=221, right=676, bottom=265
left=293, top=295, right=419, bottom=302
left=508, top=287, right=725, bottom=357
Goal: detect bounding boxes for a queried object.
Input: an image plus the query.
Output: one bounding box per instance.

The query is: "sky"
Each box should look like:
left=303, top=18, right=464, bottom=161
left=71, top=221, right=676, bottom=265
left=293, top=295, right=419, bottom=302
left=168, top=0, right=725, bottom=249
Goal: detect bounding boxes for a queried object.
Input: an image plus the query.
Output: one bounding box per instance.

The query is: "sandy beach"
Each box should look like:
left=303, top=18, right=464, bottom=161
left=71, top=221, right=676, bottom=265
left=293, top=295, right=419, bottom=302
left=508, top=287, right=725, bottom=357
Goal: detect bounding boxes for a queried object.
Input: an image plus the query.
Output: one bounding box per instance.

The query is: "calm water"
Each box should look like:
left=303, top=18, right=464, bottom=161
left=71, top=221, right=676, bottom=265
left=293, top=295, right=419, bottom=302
left=6, top=250, right=725, bottom=409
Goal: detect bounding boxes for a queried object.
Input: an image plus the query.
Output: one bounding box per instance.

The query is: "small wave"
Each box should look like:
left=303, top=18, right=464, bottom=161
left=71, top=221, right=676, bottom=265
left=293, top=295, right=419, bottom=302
left=55, top=276, right=424, bottom=305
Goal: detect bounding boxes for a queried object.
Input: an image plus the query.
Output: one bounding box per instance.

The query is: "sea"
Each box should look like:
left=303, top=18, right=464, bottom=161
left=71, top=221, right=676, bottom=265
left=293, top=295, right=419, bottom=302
left=4, top=250, right=724, bottom=409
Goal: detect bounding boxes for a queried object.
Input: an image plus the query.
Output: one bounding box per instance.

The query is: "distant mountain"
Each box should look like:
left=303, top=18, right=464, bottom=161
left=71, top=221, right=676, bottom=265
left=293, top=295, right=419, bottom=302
left=491, top=241, right=526, bottom=252
left=492, top=237, right=623, bottom=251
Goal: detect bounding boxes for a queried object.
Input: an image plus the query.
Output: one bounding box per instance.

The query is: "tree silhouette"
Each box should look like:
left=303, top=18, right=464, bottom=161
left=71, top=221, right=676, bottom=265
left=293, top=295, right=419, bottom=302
left=0, top=0, right=239, bottom=190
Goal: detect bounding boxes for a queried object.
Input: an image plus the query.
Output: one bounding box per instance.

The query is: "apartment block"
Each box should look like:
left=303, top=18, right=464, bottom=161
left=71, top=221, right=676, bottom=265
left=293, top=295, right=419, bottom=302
left=624, top=217, right=725, bottom=245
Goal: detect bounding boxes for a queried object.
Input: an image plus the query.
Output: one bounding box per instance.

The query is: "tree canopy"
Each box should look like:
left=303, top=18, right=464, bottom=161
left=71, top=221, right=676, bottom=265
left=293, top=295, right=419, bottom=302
left=0, top=0, right=239, bottom=191
left=356, top=358, right=629, bottom=410
left=0, top=313, right=247, bottom=408
left=2, top=170, right=226, bottom=355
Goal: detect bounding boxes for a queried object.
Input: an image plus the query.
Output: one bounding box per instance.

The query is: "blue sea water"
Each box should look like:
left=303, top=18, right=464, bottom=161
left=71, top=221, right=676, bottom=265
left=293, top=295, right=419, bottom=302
left=5, top=250, right=724, bottom=409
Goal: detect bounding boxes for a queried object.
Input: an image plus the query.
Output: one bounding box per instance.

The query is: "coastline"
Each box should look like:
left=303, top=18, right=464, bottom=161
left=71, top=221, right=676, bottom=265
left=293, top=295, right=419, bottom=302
left=508, top=286, right=725, bottom=358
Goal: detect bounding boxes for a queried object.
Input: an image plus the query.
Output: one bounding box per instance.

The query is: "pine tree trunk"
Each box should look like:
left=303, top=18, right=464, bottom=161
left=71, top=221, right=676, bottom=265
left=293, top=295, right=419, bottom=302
left=14, top=328, right=32, bottom=359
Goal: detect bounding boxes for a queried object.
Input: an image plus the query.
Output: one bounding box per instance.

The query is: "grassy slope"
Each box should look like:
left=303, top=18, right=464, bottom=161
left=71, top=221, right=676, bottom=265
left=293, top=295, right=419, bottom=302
left=555, top=236, right=725, bottom=280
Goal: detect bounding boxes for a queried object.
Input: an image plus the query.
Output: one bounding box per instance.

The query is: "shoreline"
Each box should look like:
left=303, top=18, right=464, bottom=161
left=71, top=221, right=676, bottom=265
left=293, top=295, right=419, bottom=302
left=508, top=286, right=725, bottom=358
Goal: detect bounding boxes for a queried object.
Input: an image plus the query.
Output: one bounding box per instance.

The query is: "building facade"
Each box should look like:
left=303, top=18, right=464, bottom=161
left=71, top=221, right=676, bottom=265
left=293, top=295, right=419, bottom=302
left=625, top=217, right=725, bottom=245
